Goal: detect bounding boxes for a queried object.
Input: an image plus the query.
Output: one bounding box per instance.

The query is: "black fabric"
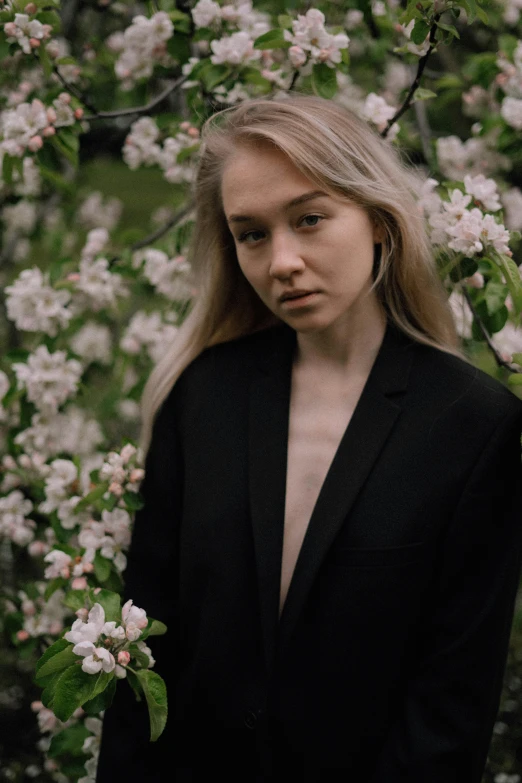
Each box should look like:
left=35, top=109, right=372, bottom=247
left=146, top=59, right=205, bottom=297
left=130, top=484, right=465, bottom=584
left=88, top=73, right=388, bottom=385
left=96, top=321, right=522, bottom=782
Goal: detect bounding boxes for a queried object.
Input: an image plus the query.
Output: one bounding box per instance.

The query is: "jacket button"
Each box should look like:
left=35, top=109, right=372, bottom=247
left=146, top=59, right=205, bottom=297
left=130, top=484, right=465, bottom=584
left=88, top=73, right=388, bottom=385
left=244, top=710, right=258, bottom=729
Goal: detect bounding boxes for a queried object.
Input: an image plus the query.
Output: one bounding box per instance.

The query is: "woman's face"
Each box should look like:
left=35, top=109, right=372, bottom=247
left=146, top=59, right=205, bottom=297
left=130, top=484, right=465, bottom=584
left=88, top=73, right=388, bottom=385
left=221, top=143, right=384, bottom=336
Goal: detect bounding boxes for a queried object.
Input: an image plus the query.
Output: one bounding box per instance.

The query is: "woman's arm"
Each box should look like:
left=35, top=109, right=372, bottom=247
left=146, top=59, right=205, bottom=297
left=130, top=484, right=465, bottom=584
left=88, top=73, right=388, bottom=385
left=370, top=405, right=522, bottom=783
left=96, top=387, right=183, bottom=782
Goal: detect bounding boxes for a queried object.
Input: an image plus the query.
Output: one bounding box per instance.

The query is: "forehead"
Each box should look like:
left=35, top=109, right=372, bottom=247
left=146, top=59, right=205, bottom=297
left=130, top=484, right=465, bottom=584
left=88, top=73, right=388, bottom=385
left=221, top=143, right=317, bottom=214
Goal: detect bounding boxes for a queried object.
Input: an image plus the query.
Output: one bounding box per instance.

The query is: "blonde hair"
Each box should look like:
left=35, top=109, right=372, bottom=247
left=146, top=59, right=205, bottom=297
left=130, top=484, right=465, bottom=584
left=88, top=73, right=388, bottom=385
left=140, top=94, right=462, bottom=454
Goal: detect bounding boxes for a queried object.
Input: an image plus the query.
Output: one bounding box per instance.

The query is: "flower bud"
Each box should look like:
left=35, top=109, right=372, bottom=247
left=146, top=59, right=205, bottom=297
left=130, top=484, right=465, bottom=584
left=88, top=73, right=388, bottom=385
left=42, top=126, right=56, bottom=138
left=66, top=272, right=81, bottom=282
left=19, top=454, right=32, bottom=469
left=31, top=701, right=43, bottom=712
left=4, top=22, right=17, bottom=36
left=29, top=38, right=41, bottom=48
left=17, top=630, right=30, bottom=642
left=24, top=2, right=37, bottom=12
left=47, top=107, right=57, bottom=123
left=76, top=607, right=89, bottom=621
left=71, top=576, right=88, bottom=590
left=288, top=45, right=306, bottom=68
left=74, top=108, right=84, bottom=120
left=93, top=587, right=101, bottom=595
left=109, top=481, right=124, bottom=496
left=28, top=135, right=43, bottom=152
left=129, top=468, right=145, bottom=483
left=28, top=540, right=48, bottom=557
left=188, top=127, right=199, bottom=138
left=180, top=121, right=190, bottom=131
left=58, top=92, right=71, bottom=104
left=117, top=651, right=131, bottom=666
left=49, top=621, right=63, bottom=635
left=83, top=562, right=95, bottom=574
left=60, top=566, right=71, bottom=579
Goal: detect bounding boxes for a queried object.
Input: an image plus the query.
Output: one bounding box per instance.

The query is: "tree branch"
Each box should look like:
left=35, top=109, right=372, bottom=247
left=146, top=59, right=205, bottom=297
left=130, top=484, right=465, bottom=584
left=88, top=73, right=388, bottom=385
left=130, top=201, right=195, bottom=251
left=82, top=74, right=188, bottom=121
left=52, top=65, right=98, bottom=114
left=381, top=14, right=441, bottom=139
left=461, top=287, right=522, bottom=374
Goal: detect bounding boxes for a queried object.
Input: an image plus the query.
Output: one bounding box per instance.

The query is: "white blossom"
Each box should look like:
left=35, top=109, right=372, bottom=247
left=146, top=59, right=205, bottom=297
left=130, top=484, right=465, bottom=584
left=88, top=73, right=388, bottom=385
left=502, top=187, right=522, bottom=231
left=192, top=0, right=221, bottom=28
left=1, top=99, right=48, bottom=157
left=12, top=346, right=83, bottom=414
left=210, top=30, right=261, bottom=65
left=120, top=311, right=178, bottom=362
left=113, top=12, right=174, bottom=88
left=5, top=267, right=72, bottom=337
left=449, top=289, right=472, bottom=339
left=71, top=323, right=112, bottom=365
left=3, top=200, right=37, bottom=238
left=14, top=407, right=104, bottom=460
left=362, top=93, right=398, bottom=138
left=501, top=96, right=522, bottom=130
left=74, top=257, right=129, bottom=311
left=464, top=174, right=501, bottom=212
left=44, top=549, right=72, bottom=579
left=73, top=642, right=116, bottom=674
left=122, top=599, right=148, bottom=641
left=436, top=134, right=510, bottom=180
left=283, top=8, right=349, bottom=68
left=0, top=490, right=35, bottom=545
left=77, top=192, right=123, bottom=231
left=123, top=117, right=162, bottom=170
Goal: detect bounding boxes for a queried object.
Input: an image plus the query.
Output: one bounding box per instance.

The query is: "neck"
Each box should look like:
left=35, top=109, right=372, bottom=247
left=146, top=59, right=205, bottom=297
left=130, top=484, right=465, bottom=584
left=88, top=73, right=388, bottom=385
left=294, top=297, right=388, bottom=376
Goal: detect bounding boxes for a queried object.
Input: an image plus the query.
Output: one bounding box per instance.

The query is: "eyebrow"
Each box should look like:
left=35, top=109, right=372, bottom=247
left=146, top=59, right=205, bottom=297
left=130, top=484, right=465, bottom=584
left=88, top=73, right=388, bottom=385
left=226, top=190, right=328, bottom=224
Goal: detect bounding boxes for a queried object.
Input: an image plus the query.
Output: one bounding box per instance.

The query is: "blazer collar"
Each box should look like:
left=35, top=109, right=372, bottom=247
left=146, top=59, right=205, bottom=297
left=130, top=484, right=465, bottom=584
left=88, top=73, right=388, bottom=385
left=247, top=320, right=417, bottom=673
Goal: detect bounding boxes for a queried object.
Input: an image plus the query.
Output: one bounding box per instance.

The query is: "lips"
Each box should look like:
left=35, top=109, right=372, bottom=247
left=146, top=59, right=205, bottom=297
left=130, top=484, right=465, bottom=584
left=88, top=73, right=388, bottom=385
left=279, top=289, right=317, bottom=302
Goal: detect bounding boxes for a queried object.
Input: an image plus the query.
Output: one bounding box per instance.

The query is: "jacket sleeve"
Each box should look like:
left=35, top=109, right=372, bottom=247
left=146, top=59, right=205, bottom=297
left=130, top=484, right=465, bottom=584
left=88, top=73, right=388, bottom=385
left=370, top=405, right=522, bottom=783
left=96, top=385, right=183, bottom=782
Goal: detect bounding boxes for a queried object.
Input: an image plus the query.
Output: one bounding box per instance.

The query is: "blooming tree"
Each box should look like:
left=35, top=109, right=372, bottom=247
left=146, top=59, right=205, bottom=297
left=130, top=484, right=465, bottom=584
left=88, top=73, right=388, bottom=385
left=1, top=0, right=522, bottom=779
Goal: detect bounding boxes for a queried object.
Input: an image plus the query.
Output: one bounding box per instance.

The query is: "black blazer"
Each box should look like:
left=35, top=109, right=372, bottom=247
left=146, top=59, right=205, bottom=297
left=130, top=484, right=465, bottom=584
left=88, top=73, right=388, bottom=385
left=97, top=321, right=522, bottom=783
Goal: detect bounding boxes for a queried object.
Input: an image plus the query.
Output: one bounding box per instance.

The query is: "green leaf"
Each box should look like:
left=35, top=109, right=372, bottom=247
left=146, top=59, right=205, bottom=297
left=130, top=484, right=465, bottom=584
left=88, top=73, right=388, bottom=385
left=91, top=589, right=121, bottom=623
left=75, top=482, right=109, bottom=511
left=136, top=670, right=168, bottom=741
left=436, top=21, right=459, bottom=38
left=2, top=153, right=14, bottom=187
left=473, top=301, right=508, bottom=337
left=36, top=645, right=77, bottom=683
left=498, top=255, right=522, bottom=314
left=63, top=590, right=89, bottom=612
left=508, top=373, right=522, bottom=385
left=129, top=644, right=152, bottom=669
left=50, top=133, right=78, bottom=169
left=41, top=673, right=62, bottom=709
left=449, top=257, right=478, bottom=283
left=146, top=619, right=168, bottom=637
left=48, top=723, right=91, bottom=758
left=94, top=552, right=112, bottom=583
left=123, top=491, right=145, bottom=511
left=39, top=42, right=52, bottom=79
left=36, top=638, right=70, bottom=676
left=311, top=63, right=338, bottom=100
left=126, top=669, right=144, bottom=702
left=481, top=281, right=507, bottom=316
left=44, top=577, right=68, bottom=601
left=253, top=28, right=290, bottom=50
left=199, top=63, right=231, bottom=91
left=52, top=667, right=112, bottom=722
left=410, top=19, right=430, bottom=45
left=413, top=87, right=437, bottom=101
left=82, top=675, right=117, bottom=714
left=511, top=353, right=522, bottom=366
left=277, top=14, right=293, bottom=29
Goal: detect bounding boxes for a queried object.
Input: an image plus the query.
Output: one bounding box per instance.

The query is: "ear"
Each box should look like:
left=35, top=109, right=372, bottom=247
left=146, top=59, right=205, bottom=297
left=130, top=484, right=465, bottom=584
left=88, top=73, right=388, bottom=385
left=372, top=220, right=386, bottom=244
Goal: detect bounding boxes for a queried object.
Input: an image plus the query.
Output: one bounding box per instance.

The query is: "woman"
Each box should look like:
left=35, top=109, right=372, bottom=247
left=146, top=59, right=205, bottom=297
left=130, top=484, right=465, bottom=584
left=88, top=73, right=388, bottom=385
left=96, top=95, right=522, bottom=782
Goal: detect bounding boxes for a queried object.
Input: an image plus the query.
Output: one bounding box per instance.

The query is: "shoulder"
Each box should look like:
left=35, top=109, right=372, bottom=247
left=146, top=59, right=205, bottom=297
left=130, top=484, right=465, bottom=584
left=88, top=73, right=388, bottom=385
left=409, top=338, right=522, bottom=436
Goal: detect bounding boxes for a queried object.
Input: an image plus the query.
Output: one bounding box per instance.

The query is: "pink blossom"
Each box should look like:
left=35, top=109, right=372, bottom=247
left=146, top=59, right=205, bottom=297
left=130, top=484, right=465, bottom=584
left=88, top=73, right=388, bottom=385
left=74, top=108, right=84, bottom=119
left=17, top=630, right=30, bottom=641
left=118, top=650, right=131, bottom=666
left=27, top=135, right=43, bottom=152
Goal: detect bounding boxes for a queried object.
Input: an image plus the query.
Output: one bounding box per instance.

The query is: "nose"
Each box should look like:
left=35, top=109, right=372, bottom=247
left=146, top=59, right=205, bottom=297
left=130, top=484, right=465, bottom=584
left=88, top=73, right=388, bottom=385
left=268, top=230, right=305, bottom=280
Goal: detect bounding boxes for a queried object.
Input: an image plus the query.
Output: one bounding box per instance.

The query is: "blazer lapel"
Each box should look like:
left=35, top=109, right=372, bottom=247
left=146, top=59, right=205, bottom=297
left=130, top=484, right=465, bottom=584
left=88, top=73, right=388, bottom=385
left=248, top=321, right=417, bottom=671
left=248, top=324, right=295, bottom=674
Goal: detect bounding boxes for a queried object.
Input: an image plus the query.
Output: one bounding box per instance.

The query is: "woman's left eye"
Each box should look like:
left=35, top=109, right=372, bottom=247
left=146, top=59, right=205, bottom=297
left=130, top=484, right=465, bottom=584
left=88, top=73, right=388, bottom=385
left=299, top=214, right=323, bottom=228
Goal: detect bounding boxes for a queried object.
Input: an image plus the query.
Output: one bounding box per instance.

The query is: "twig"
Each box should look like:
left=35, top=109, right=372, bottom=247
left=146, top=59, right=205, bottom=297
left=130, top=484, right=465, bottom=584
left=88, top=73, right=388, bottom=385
left=381, top=14, right=441, bottom=139
left=130, top=201, right=195, bottom=251
left=52, top=65, right=98, bottom=114
left=83, top=74, right=188, bottom=121
left=461, top=287, right=522, bottom=373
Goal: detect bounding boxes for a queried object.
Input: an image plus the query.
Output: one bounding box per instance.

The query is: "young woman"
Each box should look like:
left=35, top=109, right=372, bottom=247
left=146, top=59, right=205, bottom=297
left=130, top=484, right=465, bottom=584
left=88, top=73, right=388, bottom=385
left=96, top=95, right=522, bottom=783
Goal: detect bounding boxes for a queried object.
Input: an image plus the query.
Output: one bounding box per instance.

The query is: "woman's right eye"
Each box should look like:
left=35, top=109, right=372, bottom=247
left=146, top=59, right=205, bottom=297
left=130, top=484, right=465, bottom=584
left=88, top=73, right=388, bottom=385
left=237, top=229, right=265, bottom=244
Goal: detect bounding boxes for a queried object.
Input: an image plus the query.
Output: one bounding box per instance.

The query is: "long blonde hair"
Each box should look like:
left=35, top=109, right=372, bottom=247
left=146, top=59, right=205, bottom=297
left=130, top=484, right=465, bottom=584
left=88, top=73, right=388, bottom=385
left=140, top=94, right=461, bottom=454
